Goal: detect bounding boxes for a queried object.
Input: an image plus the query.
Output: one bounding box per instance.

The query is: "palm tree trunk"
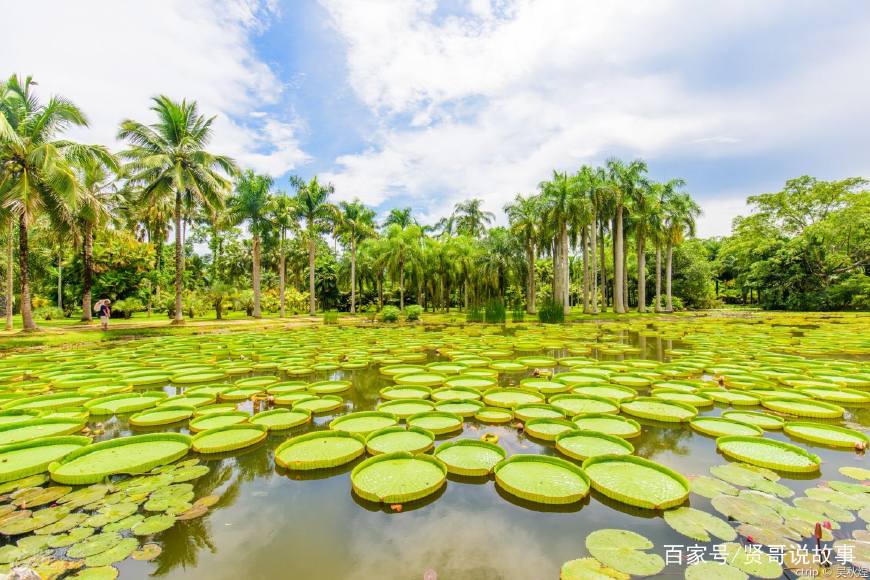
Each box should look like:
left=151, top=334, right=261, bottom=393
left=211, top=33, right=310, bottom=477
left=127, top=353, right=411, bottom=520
left=350, top=237, right=357, bottom=314
left=399, top=262, right=405, bottom=311
left=552, top=237, right=561, bottom=307
left=279, top=229, right=286, bottom=317
left=173, top=191, right=184, bottom=324
left=561, top=226, right=570, bottom=314
left=56, top=253, right=63, bottom=310
left=598, top=220, right=607, bottom=310
left=377, top=272, right=384, bottom=309
left=6, top=222, right=13, bottom=330
left=581, top=226, right=590, bottom=313
left=654, top=244, right=662, bottom=313
left=622, top=235, right=629, bottom=311
left=526, top=243, right=536, bottom=314
left=464, top=279, right=469, bottom=311
left=18, top=214, right=36, bottom=332
left=252, top=234, right=262, bottom=318
left=614, top=207, right=625, bottom=313
left=636, top=232, right=646, bottom=312
left=590, top=215, right=599, bottom=314
left=308, top=234, right=316, bottom=315
left=666, top=241, right=674, bottom=312
left=81, top=224, right=93, bottom=322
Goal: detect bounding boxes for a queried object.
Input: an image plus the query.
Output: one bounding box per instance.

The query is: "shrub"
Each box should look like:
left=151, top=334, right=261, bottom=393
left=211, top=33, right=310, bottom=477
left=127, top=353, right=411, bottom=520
left=112, top=297, right=144, bottom=319
left=466, top=306, right=484, bottom=323
left=323, top=310, right=339, bottom=325
left=35, top=306, right=65, bottom=321
left=511, top=307, right=525, bottom=323
left=537, top=299, right=565, bottom=324
left=484, top=299, right=506, bottom=324
left=405, top=305, right=423, bottom=322
left=381, top=305, right=400, bottom=323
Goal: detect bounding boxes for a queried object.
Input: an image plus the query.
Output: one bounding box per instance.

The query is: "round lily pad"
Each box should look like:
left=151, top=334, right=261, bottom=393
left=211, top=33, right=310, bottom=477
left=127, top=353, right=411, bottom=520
left=549, top=394, right=619, bottom=416
left=131, top=514, right=175, bottom=535
left=218, top=387, right=264, bottom=401
left=0, top=436, right=91, bottom=483
left=433, top=399, right=484, bottom=417
left=376, top=399, right=435, bottom=419
left=571, top=384, right=637, bottom=403
left=84, top=391, right=168, bottom=415
left=351, top=451, right=447, bottom=503
left=275, top=431, right=366, bottom=470
left=474, top=407, right=513, bottom=423
left=191, top=424, right=267, bottom=454
left=585, top=529, right=665, bottom=576
left=292, top=395, right=343, bottom=414
left=685, top=561, right=747, bottom=580
left=717, top=542, right=782, bottom=579
left=482, top=388, right=544, bottom=408
left=761, top=398, right=844, bottom=419
left=721, top=410, right=784, bottom=430
left=783, top=421, right=869, bottom=448
left=434, top=439, right=505, bottom=476
left=513, top=404, right=566, bottom=422
left=582, top=455, right=689, bottom=509
left=690, top=417, right=763, bottom=438
left=663, top=506, right=736, bottom=542
left=250, top=408, right=311, bottom=431
left=307, top=380, right=352, bottom=394
left=129, top=406, right=195, bottom=427
left=560, top=558, right=629, bottom=580
left=379, top=385, right=432, bottom=400
left=689, top=475, right=738, bottom=499
left=555, top=429, right=634, bottom=461
left=329, top=411, right=398, bottom=435
left=524, top=418, right=577, bottom=441
left=620, top=397, right=697, bottom=422
left=494, top=454, right=590, bottom=505
left=430, top=386, right=482, bottom=402
left=365, top=426, right=434, bottom=455
left=407, top=411, right=463, bottom=435
left=49, top=433, right=192, bottom=485
left=171, top=371, right=227, bottom=385
left=188, top=411, right=248, bottom=433
left=715, top=436, right=821, bottom=472
left=394, top=373, right=446, bottom=387
left=0, top=418, right=86, bottom=446
left=572, top=413, right=641, bottom=438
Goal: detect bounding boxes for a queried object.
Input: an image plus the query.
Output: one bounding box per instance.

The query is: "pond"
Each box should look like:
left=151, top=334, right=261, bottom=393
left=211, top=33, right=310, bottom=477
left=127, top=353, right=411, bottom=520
left=0, top=312, right=869, bottom=579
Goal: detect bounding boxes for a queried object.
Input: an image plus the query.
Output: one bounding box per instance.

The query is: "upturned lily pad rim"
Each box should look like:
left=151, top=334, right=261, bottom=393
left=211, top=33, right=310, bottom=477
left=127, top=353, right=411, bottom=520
left=329, top=411, right=399, bottom=433
left=0, top=435, right=91, bottom=483
left=513, top=403, right=567, bottom=422
left=783, top=421, right=870, bottom=448
left=482, top=387, right=544, bottom=408
left=689, top=417, right=764, bottom=438
left=250, top=408, right=312, bottom=431
left=378, top=385, right=432, bottom=400
left=554, top=428, right=635, bottom=461
left=582, top=454, right=690, bottom=510
left=128, top=405, right=196, bottom=427
left=549, top=393, right=620, bottom=413
left=433, top=399, right=484, bottom=417
left=493, top=454, right=591, bottom=505
left=406, top=411, right=464, bottom=435
left=571, top=412, right=642, bottom=438
left=433, top=439, right=506, bottom=476
left=364, top=425, right=435, bottom=455
left=619, top=396, right=698, bottom=422
left=523, top=417, right=578, bottom=441
left=274, top=430, right=366, bottom=470
left=474, top=406, right=514, bottom=423
left=722, top=410, right=785, bottom=430
left=350, top=451, right=448, bottom=503
left=49, top=432, right=192, bottom=484
left=0, top=416, right=87, bottom=443
left=191, top=423, right=267, bottom=454
left=84, top=391, right=169, bottom=415
left=715, top=435, right=821, bottom=473
left=761, top=397, right=845, bottom=419
left=291, top=394, right=344, bottom=413
left=188, top=410, right=249, bottom=433
left=307, top=379, right=353, bottom=393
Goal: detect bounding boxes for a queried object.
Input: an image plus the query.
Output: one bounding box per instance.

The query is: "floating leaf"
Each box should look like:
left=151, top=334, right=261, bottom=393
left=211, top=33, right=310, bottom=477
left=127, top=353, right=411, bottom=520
left=194, top=495, right=220, bottom=508
left=102, top=514, right=145, bottom=533
left=560, top=557, right=628, bottom=580
left=583, top=455, right=688, bottom=510
left=663, top=507, right=736, bottom=542
left=83, top=502, right=138, bottom=527
left=131, top=543, right=162, bottom=561
left=69, top=567, right=119, bottom=580
left=33, top=511, right=88, bottom=535
left=717, top=542, right=782, bottom=579
left=11, top=485, right=71, bottom=508
left=170, top=465, right=210, bottom=483
left=0, top=505, right=70, bottom=535
left=806, top=486, right=870, bottom=509
left=735, top=523, right=799, bottom=551
left=83, top=537, right=139, bottom=566
left=57, top=484, right=109, bottom=509
left=176, top=504, right=208, bottom=520
left=711, top=495, right=781, bottom=526
left=840, top=466, right=870, bottom=481
left=689, top=476, right=737, bottom=499
left=132, top=514, right=175, bottom=535
left=67, top=531, right=123, bottom=558
left=47, top=525, right=96, bottom=548
left=793, top=497, right=855, bottom=523
left=585, top=529, right=665, bottom=576
left=716, top=436, right=820, bottom=473
left=351, top=452, right=447, bottom=503
left=684, top=561, right=747, bottom=580
left=434, top=440, right=505, bottom=476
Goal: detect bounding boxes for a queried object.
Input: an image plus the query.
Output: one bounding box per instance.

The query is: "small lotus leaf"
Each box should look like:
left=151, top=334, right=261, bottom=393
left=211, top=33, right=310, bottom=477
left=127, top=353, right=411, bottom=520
left=711, top=495, right=781, bottom=526
left=67, top=531, right=123, bottom=558
left=689, top=476, right=737, bottom=499
left=33, top=512, right=88, bottom=535
left=560, top=557, right=628, bottom=580
left=168, top=465, right=210, bottom=483
left=793, top=497, right=855, bottom=523
left=57, top=485, right=109, bottom=509
left=131, top=514, right=175, bottom=535
left=684, top=561, right=747, bottom=580
left=70, top=567, right=119, bottom=580
left=131, top=543, right=162, bottom=561
left=585, top=529, right=665, bottom=576
left=663, top=507, right=736, bottom=542
left=102, top=514, right=145, bottom=533
left=83, top=501, right=138, bottom=527
left=83, top=537, right=139, bottom=566
left=0, top=474, right=48, bottom=494
left=840, top=466, right=870, bottom=481
left=0, top=505, right=71, bottom=535
left=717, top=542, right=782, bottom=579
left=735, top=524, right=800, bottom=551
left=176, top=504, right=208, bottom=520
left=47, top=525, right=96, bottom=548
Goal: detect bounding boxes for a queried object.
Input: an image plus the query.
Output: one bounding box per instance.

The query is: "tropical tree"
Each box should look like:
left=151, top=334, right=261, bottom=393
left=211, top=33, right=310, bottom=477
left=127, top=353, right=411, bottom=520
left=505, top=194, right=540, bottom=313
left=663, top=190, right=701, bottom=311
left=118, top=96, right=237, bottom=323
left=267, top=192, right=296, bottom=317
left=451, top=198, right=494, bottom=238
left=540, top=171, right=585, bottom=314
left=292, top=176, right=334, bottom=315
left=383, top=223, right=422, bottom=310
left=334, top=199, right=376, bottom=314
left=605, top=158, right=648, bottom=314
left=226, top=170, right=272, bottom=318
left=1, top=209, right=13, bottom=330
left=383, top=207, right=416, bottom=230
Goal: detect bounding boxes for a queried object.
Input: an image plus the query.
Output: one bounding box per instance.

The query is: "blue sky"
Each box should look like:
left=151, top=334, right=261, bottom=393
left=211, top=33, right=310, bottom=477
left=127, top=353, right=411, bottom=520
left=6, top=0, right=870, bottom=236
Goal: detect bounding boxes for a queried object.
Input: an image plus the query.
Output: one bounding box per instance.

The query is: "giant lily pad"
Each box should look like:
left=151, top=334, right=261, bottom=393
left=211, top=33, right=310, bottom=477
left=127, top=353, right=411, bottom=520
left=582, top=455, right=689, bottom=509
left=376, top=399, right=435, bottom=419
left=585, top=529, right=665, bottom=576
left=716, top=542, right=782, bottom=579
left=572, top=413, right=641, bottom=438
left=0, top=436, right=91, bottom=483
left=761, top=398, right=844, bottom=419
left=49, top=433, right=192, bottom=484
left=783, top=421, right=869, bottom=448
left=84, top=392, right=168, bottom=415
left=129, top=406, right=195, bottom=427
left=351, top=451, right=447, bottom=503
left=188, top=411, right=248, bottom=432
left=721, top=411, right=784, bottom=430
left=619, top=397, right=697, bottom=422
left=365, top=426, right=434, bottom=455
left=307, top=379, right=352, bottom=394
left=191, top=424, right=267, bottom=453
left=292, top=395, right=343, bottom=414
left=474, top=407, right=513, bottom=423
left=483, top=388, right=544, bottom=408
left=329, top=411, right=398, bottom=435
left=407, top=411, right=463, bottom=435
left=560, top=558, right=629, bottom=580
left=494, top=455, right=590, bottom=505
left=716, top=436, right=821, bottom=472
left=685, top=561, right=747, bottom=580
left=275, top=431, right=366, bottom=470
left=690, top=417, right=763, bottom=438
left=434, top=439, right=506, bottom=476
left=434, top=399, right=484, bottom=417
left=555, top=429, right=634, bottom=461
left=524, top=418, right=577, bottom=441
left=250, top=408, right=311, bottom=431
left=549, top=394, right=619, bottom=416
left=0, top=418, right=86, bottom=446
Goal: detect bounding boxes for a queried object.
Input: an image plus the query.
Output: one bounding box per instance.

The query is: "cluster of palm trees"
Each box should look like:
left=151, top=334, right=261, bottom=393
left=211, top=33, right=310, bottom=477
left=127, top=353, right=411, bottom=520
left=1, top=75, right=702, bottom=331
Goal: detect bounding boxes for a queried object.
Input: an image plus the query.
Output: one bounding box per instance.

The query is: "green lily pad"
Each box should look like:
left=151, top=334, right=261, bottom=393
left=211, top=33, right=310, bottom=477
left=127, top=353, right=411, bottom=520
left=69, top=567, right=119, bottom=580
left=351, top=452, right=447, bottom=503
left=689, top=417, right=762, bottom=438
left=716, top=436, right=820, bottom=473
left=482, top=388, right=544, bottom=408
left=433, top=400, right=484, bottom=417
left=619, top=397, right=697, bottom=422
left=582, top=455, right=688, bottom=509
left=85, top=391, right=168, bottom=415
left=549, top=394, right=618, bottom=416
left=689, top=475, right=738, bottom=499
left=663, top=506, right=736, bottom=542
left=434, top=440, right=506, bottom=476
left=761, top=398, right=844, bottom=419
left=83, top=537, right=139, bottom=566
left=275, top=431, right=366, bottom=470
left=555, top=430, right=634, bottom=461
left=841, top=466, right=870, bottom=480
left=67, top=531, right=123, bottom=558
left=572, top=414, right=641, bottom=438
left=716, top=542, right=782, bottom=579
left=0, top=436, right=91, bottom=483
left=710, top=495, right=781, bottom=526
left=783, top=421, right=869, bottom=448
left=129, top=406, right=195, bottom=427
left=131, top=543, right=162, bottom=561
left=684, top=561, right=747, bottom=580
left=329, top=411, right=398, bottom=435
left=191, top=424, right=267, bottom=454
left=250, top=408, right=311, bottom=431
left=0, top=418, right=86, bottom=446
left=560, top=558, right=629, bottom=580
left=494, top=455, right=590, bottom=505
left=721, top=411, right=784, bottom=430
left=474, top=407, right=513, bottom=423
left=102, top=514, right=144, bottom=533
left=131, top=514, right=176, bottom=535
left=585, top=529, right=665, bottom=576
left=365, top=426, right=434, bottom=455
left=189, top=410, right=248, bottom=432
left=376, top=399, right=435, bottom=419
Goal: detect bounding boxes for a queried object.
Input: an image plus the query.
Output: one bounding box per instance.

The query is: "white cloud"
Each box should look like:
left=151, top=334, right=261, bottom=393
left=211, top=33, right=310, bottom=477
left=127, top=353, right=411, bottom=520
left=696, top=196, right=751, bottom=238
left=319, top=0, right=870, bottom=229
left=3, top=0, right=308, bottom=177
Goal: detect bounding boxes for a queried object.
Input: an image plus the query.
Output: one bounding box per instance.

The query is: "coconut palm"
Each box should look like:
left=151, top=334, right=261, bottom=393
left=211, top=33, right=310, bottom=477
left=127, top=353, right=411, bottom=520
left=267, top=191, right=296, bottom=317
left=663, top=189, right=701, bottom=312
left=334, top=199, right=376, bottom=314
left=292, top=176, right=335, bottom=315
left=605, top=158, right=648, bottom=314
left=505, top=193, right=541, bottom=313
left=118, top=96, right=237, bottom=324
left=0, top=75, right=114, bottom=331
left=383, top=223, right=422, bottom=311
left=540, top=171, right=585, bottom=314
left=451, top=198, right=494, bottom=238
left=226, top=170, right=273, bottom=318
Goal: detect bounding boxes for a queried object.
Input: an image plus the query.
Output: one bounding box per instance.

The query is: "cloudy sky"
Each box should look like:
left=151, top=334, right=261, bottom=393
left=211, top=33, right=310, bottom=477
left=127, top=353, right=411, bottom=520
left=6, top=0, right=869, bottom=236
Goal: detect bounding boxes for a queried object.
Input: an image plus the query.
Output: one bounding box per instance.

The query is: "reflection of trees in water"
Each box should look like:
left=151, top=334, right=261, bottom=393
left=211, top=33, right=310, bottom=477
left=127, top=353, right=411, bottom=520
left=632, top=424, right=692, bottom=459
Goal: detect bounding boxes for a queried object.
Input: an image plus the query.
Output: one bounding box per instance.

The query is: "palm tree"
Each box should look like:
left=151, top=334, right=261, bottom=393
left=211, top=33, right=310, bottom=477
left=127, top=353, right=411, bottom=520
left=0, top=75, right=112, bottom=331
left=1, top=209, right=13, bottom=330
left=627, top=177, right=658, bottom=312
left=334, top=199, right=376, bottom=314
left=663, top=190, right=701, bottom=312
left=605, top=158, right=648, bottom=314
left=267, top=192, right=296, bottom=317
left=505, top=194, right=540, bottom=313
left=540, top=171, right=584, bottom=314
left=383, top=207, right=416, bottom=229
left=451, top=198, right=494, bottom=238
left=292, top=176, right=334, bottom=315
left=118, top=96, right=237, bottom=324
left=74, top=152, right=120, bottom=322
left=226, top=170, right=272, bottom=318
left=383, top=223, right=422, bottom=311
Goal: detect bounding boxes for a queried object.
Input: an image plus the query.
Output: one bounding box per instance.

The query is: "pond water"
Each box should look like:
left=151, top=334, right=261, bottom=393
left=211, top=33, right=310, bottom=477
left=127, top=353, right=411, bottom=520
left=1, top=313, right=870, bottom=579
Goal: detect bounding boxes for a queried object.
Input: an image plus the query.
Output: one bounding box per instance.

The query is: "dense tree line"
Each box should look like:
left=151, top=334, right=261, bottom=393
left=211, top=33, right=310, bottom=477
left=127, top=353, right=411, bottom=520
left=2, top=76, right=867, bottom=330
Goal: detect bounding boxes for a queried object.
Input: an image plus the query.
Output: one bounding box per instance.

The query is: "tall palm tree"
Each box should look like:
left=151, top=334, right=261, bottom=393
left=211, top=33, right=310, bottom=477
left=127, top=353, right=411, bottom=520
left=505, top=194, right=540, bottom=313
left=74, top=152, right=120, bottom=322
left=267, top=192, right=296, bottom=317
left=383, top=207, right=416, bottom=230
left=605, top=158, right=648, bottom=314
left=540, top=171, right=584, bottom=314
left=383, top=223, right=422, bottom=311
left=118, top=96, right=237, bottom=324
left=334, top=199, right=376, bottom=314
left=451, top=198, right=494, bottom=238
left=0, top=75, right=112, bottom=331
left=227, top=170, right=272, bottom=318
left=627, top=177, right=658, bottom=312
left=292, top=176, right=334, bottom=315
left=1, top=209, right=13, bottom=330
left=663, top=190, right=701, bottom=312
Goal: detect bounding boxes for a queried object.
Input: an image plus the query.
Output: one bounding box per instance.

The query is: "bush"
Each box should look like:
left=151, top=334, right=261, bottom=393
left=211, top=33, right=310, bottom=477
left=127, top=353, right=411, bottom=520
left=112, top=297, right=144, bottom=319
left=484, top=299, right=506, bottom=324
left=537, top=299, right=565, bottom=324
left=381, top=305, right=401, bottom=323
left=35, top=306, right=65, bottom=321
left=466, top=306, right=484, bottom=323
left=405, top=305, right=423, bottom=322
left=323, top=310, right=339, bottom=325
left=511, top=307, right=525, bottom=323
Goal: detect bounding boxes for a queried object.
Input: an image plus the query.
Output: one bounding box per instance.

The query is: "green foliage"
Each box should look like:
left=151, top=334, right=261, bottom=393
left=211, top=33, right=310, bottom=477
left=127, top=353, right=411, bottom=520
left=380, top=305, right=400, bottom=323
left=537, top=299, right=565, bottom=323
left=322, top=310, right=339, bottom=325
left=671, top=240, right=715, bottom=309
left=466, top=306, right=484, bottom=323
left=34, top=306, right=65, bottom=321
left=405, top=305, right=423, bottom=321
left=112, top=297, right=144, bottom=319
left=511, top=307, right=525, bottom=322
left=484, top=299, right=506, bottom=323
